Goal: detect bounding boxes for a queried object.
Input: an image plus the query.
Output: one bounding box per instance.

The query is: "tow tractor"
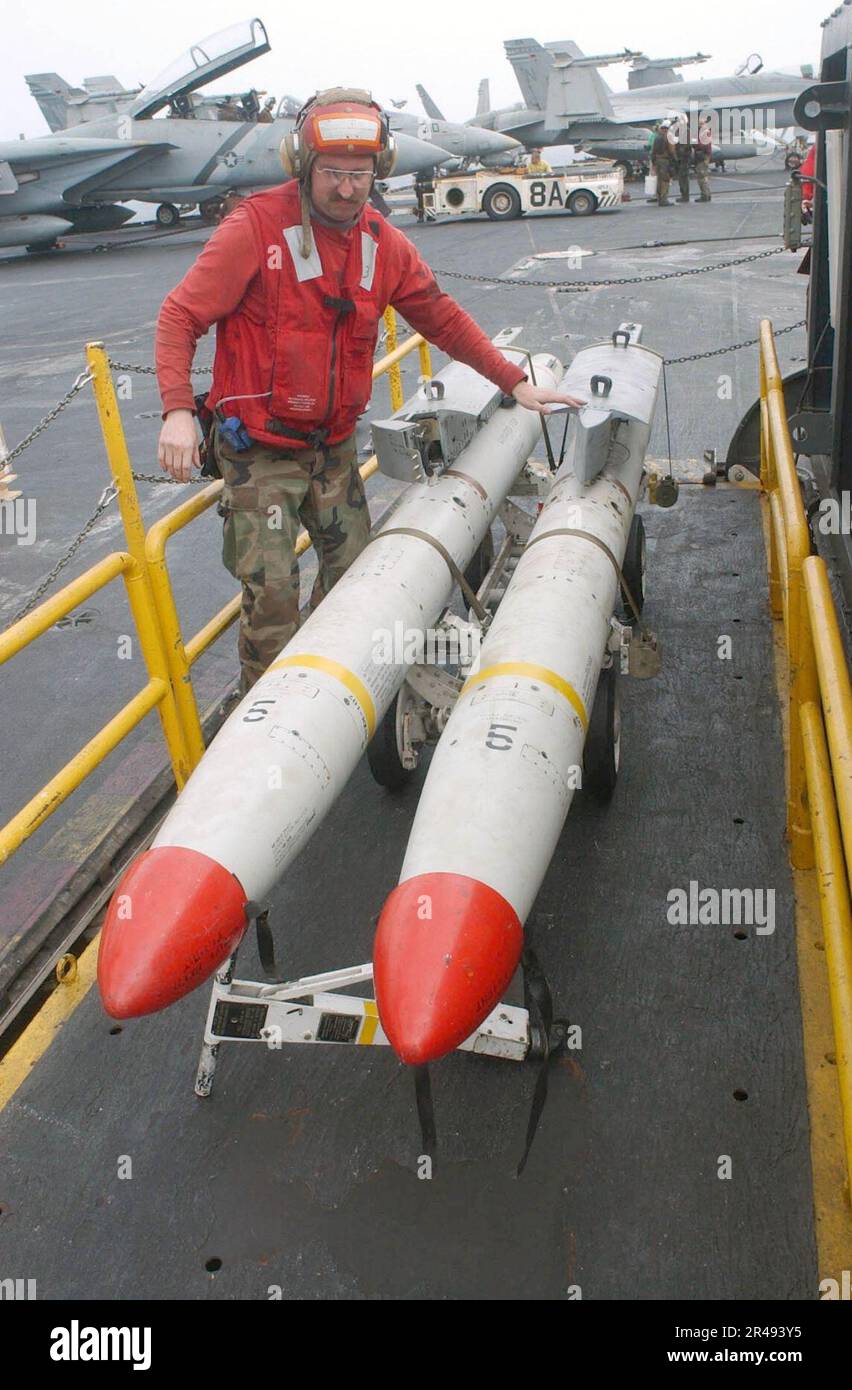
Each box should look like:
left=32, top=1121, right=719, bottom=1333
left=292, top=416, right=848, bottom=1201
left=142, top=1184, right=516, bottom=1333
left=415, top=162, right=624, bottom=222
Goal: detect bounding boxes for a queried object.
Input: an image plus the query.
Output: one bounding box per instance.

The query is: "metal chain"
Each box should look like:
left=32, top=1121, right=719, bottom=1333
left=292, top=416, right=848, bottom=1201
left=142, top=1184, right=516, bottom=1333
left=664, top=319, right=806, bottom=365
left=130, top=471, right=208, bottom=484
left=435, top=245, right=788, bottom=292
left=1, top=370, right=94, bottom=468
left=108, top=359, right=212, bottom=377
left=7, top=484, right=118, bottom=627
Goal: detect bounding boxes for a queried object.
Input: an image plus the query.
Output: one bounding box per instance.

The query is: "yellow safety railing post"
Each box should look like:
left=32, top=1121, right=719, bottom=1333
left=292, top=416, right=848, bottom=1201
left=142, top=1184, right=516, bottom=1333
left=86, top=343, right=148, bottom=572
left=85, top=342, right=193, bottom=786
left=145, top=482, right=225, bottom=770
left=382, top=307, right=404, bottom=412
left=418, top=338, right=433, bottom=382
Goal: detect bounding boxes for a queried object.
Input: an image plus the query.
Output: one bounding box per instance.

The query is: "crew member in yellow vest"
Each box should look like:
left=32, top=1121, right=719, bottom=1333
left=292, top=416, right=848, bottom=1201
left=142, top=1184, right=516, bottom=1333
left=526, top=148, right=552, bottom=175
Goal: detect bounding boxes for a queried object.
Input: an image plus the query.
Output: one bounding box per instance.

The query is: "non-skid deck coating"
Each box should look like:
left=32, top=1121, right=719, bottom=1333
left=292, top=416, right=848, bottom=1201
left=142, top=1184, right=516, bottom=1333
left=0, top=162, right=818, bottom=1298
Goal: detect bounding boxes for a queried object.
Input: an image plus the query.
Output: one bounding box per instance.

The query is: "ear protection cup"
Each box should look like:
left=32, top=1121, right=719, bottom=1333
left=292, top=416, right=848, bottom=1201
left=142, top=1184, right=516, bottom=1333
left=375, top=135, right=397, bottom=179
left=279, top=131, right=299, bottom=178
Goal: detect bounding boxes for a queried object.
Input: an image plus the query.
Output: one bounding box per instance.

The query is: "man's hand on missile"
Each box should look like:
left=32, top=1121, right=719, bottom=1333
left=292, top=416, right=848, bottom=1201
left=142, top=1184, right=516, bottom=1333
left=511, top=381, right=586, bottom=416
left=159, top=409, right=200, bottom=482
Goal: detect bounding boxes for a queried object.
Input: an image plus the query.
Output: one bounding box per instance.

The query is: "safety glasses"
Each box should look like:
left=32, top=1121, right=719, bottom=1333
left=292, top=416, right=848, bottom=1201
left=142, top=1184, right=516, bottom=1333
left=315, top=167, right=374, bottom=187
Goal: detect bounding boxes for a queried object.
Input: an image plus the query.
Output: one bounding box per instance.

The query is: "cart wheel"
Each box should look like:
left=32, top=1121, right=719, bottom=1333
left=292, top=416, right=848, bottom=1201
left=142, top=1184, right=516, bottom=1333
left=156, top=202, right=181, bottom=228
left=367, top=689, right=413, bottom=791
left=483, top=184, right=522, bottom=220
left=583, top=664, right=621, bottom=802
left=567, top=189, right=597, bottom=216
left=463, top=529, right=495, bottom=594
left=619, top=513, right=646, bottom=625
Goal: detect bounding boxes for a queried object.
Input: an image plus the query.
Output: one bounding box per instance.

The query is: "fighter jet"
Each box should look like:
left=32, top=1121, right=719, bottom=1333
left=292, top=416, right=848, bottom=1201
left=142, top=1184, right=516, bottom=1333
left=28, top=61, right=521, bottom=182
left=1, top=19, right=451, bottom=251
left=453, top=37, right=812, bottom=165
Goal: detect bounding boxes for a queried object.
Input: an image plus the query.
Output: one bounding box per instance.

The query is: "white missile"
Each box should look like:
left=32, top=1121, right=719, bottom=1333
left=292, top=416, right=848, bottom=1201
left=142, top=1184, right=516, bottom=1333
left=98, top=341, right=564, bottom=1017
left=374, top=333, right=663, bottom=1064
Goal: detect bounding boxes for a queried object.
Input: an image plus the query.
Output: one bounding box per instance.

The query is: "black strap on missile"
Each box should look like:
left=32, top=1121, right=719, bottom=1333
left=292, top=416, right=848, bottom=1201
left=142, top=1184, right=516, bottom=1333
left=510, top=346, right=557, bottom=473
left=525, top=526, right=649, bottom=638
left=378, top=526, right=489, bottom=622
left=413, top=1065, right=438, bottom=1174
left=245, top=901, right=279, bottom=979
left=517, top=945, right=568, bottom=1177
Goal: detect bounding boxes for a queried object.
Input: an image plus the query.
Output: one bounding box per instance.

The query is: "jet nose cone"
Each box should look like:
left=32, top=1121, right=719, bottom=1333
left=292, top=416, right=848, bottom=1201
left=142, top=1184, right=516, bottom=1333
left=475, top=129, right=522, bottom=154
left=374, top=873, right=522, bottom=1065
left=98, top=847, right=248, bottom=1018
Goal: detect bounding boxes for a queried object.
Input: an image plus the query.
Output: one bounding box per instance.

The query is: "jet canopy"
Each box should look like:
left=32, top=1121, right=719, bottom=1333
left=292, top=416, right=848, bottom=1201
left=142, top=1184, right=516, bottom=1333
left=128, top=19, right=270, bottom=119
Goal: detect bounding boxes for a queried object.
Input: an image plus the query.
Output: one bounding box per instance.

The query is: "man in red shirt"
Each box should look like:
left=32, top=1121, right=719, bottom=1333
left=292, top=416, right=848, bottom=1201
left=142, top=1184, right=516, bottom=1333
left=156, top=88, right=580, bottom=692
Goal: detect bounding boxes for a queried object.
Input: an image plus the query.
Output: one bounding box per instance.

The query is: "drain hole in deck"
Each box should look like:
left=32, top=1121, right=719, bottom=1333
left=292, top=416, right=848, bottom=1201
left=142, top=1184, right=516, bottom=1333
left=109, top=1025, right=123, bottom=1036
left=733, top=1089, right=748, bottom=1102
left=733, top=929, right=747, bottom=940
left=205, top=1258, right=223, bottom=1273
left=733, top=817, right=744, bottom=825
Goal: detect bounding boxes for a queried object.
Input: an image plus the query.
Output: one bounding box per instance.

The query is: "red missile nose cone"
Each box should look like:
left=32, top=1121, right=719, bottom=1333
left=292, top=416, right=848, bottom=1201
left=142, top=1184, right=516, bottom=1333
left=98, top=847, right=249, bottom=1018
left=374, top=873, right=522, bottom=1065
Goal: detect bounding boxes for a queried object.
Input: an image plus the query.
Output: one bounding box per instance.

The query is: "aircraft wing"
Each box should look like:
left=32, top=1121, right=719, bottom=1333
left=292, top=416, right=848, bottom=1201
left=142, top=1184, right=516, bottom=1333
left=0, top=135, right=175, bottom=167
left=0, top=136, right=176, bottom=204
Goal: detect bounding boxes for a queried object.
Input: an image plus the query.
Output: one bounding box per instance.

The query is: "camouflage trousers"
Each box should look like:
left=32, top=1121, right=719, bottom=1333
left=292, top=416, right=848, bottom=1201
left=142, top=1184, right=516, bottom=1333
left=654, top=156, right=674, bottom=202
left=693, top=155, right=711, bottom=198
left=215, top=423, right=371, bottom=693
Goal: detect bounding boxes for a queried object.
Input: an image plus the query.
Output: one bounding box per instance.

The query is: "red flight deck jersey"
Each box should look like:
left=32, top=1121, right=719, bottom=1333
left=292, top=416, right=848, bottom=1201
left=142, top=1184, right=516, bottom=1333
left=155, top=180, right=527, bottom=449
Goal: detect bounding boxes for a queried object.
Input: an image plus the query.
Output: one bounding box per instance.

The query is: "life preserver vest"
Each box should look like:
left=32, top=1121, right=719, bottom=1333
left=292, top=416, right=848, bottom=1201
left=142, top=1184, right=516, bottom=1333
left=207, top=181, right=392, bottom=447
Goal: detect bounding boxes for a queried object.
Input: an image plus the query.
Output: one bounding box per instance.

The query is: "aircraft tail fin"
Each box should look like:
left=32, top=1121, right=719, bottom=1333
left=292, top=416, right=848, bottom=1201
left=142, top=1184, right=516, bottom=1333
left=25, top=71, right=135, bottom=130
left=504, top=38, right=552, bottom=110
left=25, top=73, right=83, bottom=132
left=476, top=78, right=491, bottom=116
left=416, top=84, right=445, bottom=121
left=505, top=38, right=624, bottom=121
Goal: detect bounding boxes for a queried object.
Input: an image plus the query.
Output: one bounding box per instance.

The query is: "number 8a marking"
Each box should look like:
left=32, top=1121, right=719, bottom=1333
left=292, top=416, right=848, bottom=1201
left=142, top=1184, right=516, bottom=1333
left=529, top=180, right=546, bottom=207
left=486, top=722, right=517, bottom=751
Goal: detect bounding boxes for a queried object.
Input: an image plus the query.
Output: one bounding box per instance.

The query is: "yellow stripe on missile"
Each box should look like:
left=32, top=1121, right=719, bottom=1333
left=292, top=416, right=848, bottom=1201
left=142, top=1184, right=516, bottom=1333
left=269, top=654, right=377, bottom=737
left=461, top=661, right=588, bottom=731
left=359, top=999, right=379, bottom=1045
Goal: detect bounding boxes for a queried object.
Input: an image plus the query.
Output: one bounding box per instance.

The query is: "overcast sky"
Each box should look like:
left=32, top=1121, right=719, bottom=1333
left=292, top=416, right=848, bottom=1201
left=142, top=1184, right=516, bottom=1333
left=2, top=1, right=822, bottom=139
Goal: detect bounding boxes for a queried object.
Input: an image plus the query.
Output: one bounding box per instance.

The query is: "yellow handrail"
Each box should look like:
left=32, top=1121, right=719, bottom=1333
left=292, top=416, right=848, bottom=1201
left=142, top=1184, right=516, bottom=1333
left=760, top=316, right=852, bottom=1193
